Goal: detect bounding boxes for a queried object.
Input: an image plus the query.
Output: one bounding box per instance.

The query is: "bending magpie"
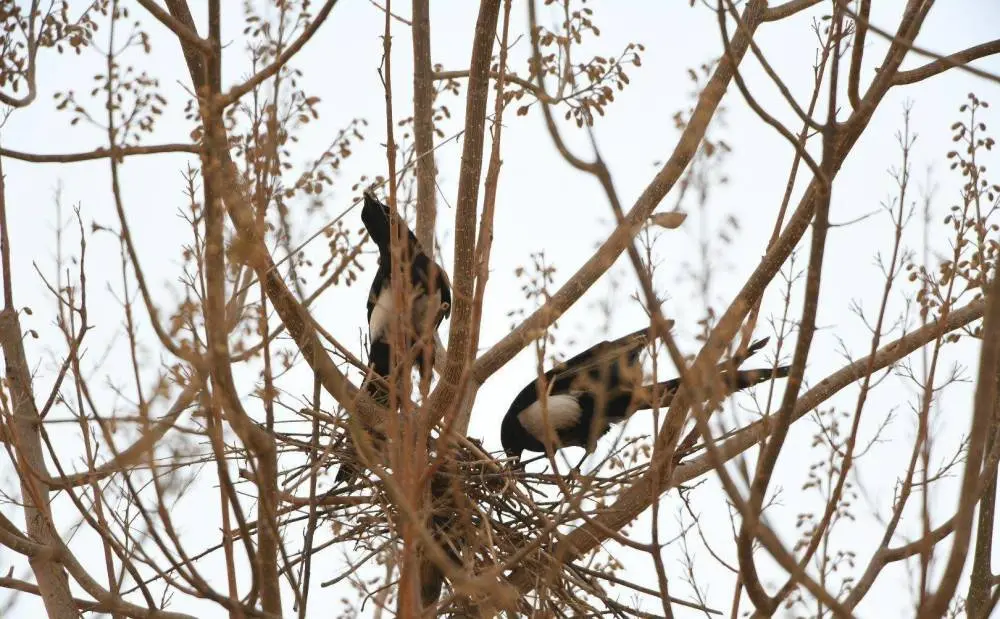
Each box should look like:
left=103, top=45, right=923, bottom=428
left=335, top=189, right=452, bottom=485
left=500, top=326, right=791, bottom=467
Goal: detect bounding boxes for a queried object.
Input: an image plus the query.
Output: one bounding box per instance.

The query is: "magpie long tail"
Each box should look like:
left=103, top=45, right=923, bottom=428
left=635, top=365, right=792, bottom=410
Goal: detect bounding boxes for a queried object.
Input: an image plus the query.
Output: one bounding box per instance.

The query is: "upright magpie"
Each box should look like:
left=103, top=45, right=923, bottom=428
left=500, top=326, right=790, bottom=467
left=335, top=188, right=452, bottom=485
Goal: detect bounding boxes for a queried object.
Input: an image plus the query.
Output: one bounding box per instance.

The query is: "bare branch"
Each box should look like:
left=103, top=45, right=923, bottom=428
left=221, top=0, right=340, bottom=106
left=0, top=143, right=198, bottom=163
left=412, top=0, right=437, bottom=251
left=893, top=38, right=1000, bottom=86
left=764, top=0, right=823, bottom=21
left=0, top=156, right=77, bottom=619
left=428, top=0, right=502, bottom=418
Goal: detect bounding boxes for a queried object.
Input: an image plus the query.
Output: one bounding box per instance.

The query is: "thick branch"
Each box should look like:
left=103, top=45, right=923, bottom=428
left=847, top=0, right=871, bottom=107
left=429, top=0, right=502, bottom=418
left=505, top=0, right=942, bottom=595
left=136, top=0, right=211, bottom=54
left=892, top=39, right=1000, bottom=86
left=501, top=0, right=767, bottom=588
left=967, top=394, right=1000, bottom=617
left=412, top=0, right=437, bottom=251
left=841, top=2, right=1000, bottom=86
left=200, top=3, right=282, bottom=609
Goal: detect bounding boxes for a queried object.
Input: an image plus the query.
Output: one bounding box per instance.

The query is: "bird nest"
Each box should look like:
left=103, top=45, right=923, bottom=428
left=296, top=420, right=678, bottom=618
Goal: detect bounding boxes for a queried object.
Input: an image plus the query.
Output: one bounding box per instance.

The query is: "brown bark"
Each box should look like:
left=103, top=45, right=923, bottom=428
left=412, top=0, right=437, bottom=251
left=428, top=0, right=503, bottom=424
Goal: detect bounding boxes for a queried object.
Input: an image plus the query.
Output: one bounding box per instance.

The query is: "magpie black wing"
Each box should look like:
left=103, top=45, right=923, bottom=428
left=410, top=254, right=452, bottom=310
left=548, top=323, right=673, bottom=392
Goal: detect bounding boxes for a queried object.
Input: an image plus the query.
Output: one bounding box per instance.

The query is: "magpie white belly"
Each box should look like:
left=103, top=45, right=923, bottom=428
left=517, top=394, right=583, bottom=446
left=369, top=286, right=394, bottom=341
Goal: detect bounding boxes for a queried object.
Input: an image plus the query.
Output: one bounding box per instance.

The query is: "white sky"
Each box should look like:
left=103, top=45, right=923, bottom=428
left=3, top=1, right=1000, bottom=617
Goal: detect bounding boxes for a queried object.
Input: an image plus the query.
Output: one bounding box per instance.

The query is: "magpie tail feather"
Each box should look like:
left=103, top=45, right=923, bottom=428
left=632, top=365, right=791, bottom=410
left=726, top=365, right=791, bottom=390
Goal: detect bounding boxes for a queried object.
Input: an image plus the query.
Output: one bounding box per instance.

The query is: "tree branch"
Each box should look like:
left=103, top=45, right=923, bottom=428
left=427, top=0, right=502, bottom=420
left=0, top=143, right=198, bottom=163
left=220, top=0, right=341, bottom=106
left=163, top=0, right=392, bottom=433
left=892, top=39, right=1000, bottom=86
left=0, top=156, right=77, bottom=619
left=412, top=0, right=437, bottom=251
left=847, top=0, right=870, bottom=107
left=840, top=1, right=1000, bottom=86
left=919, top=248, right=1000, bottom=618
left=136, top=0, right=211, bottom=54
left=764, top=0, right=822, bottom=21
left=671, top=297, right=985, bottom=485
left=468, top=0, right=762, bottom=388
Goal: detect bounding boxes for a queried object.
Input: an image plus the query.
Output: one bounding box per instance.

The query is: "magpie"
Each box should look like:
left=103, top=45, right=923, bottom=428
left=500, top=326, right=791, bottom=468
left=335, top=189, right=452, bottom=485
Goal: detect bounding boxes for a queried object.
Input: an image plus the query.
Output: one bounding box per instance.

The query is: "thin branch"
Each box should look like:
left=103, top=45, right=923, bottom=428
left=136, top=0, right=211, bottom=54
left=0, top=155, right=77, bottom=618
left=0, top=143, right=198, bottom=163
left=672, top=297, right=986, bottom=486
left=0, top=0, right=40, bottom=107
left=918, top=238, right=1000, bottom=618
left=847, top=0, right=871, bottom=107
left=764, top=0, right=822, bottom=21
left=220, top=0, right=340, bottom=106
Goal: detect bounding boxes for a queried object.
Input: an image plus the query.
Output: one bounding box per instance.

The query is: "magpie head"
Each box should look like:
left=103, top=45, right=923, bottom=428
left=362, top=187, right=391, bottom=223
left=361, top=188, right=388, bottom=246
left=361, top=187, right=421, bottom=251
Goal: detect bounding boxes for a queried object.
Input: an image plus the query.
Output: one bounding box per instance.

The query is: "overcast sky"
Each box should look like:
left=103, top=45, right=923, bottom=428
left=3, top=1, right=1000, bottom=617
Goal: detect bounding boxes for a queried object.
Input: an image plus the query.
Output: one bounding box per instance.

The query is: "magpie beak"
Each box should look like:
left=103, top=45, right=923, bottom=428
left=334, top=188, right=453, bottom=486
left=499, top=326, right=791, bottom=470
